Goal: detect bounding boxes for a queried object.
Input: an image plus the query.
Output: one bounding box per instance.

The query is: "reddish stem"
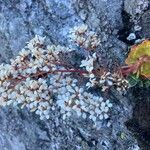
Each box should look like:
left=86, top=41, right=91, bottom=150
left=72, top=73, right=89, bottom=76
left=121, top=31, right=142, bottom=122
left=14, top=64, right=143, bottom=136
left=8, top=68, right=94, bottom=88
left=54, top=69, right=89, bottom=74
left=121, top=55, right=150, bottom=76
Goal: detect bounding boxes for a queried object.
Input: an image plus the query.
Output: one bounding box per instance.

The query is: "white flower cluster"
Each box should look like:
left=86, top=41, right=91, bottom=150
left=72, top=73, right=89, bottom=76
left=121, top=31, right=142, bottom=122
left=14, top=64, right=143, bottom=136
left=49, top=74, right=113, bottom=123
left=70, top=24, right=101, bottom=50
left=11, top=37, right=56, bottom=75
left=80, top=53, right=97, bottom=72
left=79, top=54, right=129, bottom=92
left=0, top=32, right=128, bottom=124
left=0, top=35, right=73, bottom=120
left=0, top=77, right=52, bottom=120
left=86, top=71, right=129, bottom=92
left=11, top=35, right=74, bottom=77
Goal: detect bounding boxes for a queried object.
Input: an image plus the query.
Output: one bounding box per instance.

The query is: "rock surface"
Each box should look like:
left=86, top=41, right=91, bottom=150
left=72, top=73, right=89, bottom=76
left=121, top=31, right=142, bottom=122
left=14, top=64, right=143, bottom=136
left=0, top=0, right=149, bottom=149
left=124, top=0, right=148, bottom=16
left=140, top=10, right=150, bottom=38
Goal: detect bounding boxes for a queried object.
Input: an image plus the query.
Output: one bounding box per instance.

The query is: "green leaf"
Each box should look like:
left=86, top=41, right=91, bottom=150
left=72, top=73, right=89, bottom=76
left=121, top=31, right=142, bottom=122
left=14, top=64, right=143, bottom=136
left=144, top=80, right=150, bottom=88
left=128, top=74, right=139, bottom=87
left=138, top=80, right=144, bottom=87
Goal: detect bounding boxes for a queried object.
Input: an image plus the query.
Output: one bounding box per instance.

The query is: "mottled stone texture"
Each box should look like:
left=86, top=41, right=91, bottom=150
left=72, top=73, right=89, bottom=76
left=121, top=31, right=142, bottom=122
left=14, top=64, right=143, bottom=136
left=0, top=0, right=149, bottom=149
left=124, top=0, right=149, bottom=16
left=140, top=10, right=150, bottom=38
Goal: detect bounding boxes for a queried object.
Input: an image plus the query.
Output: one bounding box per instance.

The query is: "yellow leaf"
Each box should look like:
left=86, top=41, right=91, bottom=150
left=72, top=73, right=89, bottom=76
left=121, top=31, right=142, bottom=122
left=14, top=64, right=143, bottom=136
left=125, top=40, right=150, bottom=78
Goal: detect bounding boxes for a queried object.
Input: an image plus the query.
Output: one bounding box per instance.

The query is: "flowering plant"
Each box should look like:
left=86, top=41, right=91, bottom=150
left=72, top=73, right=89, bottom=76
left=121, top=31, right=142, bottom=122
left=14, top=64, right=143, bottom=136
left=0, top=25, right=130, bottom=126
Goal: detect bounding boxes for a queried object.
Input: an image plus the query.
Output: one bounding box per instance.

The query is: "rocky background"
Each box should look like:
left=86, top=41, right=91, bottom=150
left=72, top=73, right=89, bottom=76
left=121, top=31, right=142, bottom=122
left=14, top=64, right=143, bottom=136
left=0, top=0, right=149, bottom=150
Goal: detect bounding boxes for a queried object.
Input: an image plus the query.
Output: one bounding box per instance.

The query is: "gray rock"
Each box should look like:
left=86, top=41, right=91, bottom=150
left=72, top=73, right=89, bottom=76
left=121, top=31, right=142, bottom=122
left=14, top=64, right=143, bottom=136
left=124, top=0, right=149, bottom=16
left=140, top=10, right=150, bottom=38
left=0, top=0, right=144, bottom=149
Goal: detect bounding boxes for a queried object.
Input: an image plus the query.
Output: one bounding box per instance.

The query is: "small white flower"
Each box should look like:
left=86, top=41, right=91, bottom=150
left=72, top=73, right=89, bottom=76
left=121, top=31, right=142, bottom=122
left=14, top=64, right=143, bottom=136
left=107, top=80, right=113, bottom=86
left=45, top=115, right=50, bottom=119
left=99, top=114, right=103, bottom=120
left=80, top=56, right=94, bottom=72
left=79, top=88, right=84, bottom=93
left=104, top=113, right=109, bottom=119
left=67, top=85, right=74, bottom=93
left=86, top=82, right=92, bottom=88
left=104, top=107, right=109, bottom=113
left=70, top=24, right=100, bottom=50
left=89, top=73, right=95, bottom=78
left=62, top=114, right=66, bottom=120
left=95, top=108, right=101, bottom=114
left=91, top=115, right=96, bottom=122
left=40, top=115, right=44, bottom=120
left=106, top=100, right=113, bottom=108
left=106, top=100, right=110, bottom=104
left=99, top=97, right=103, bottom=102
left=107, top=103, right=113, bottom=108
left=6, top=100, right=13, bottom=105
left=66, top=112, right=72, bottom=117
left=89, top=110, right=95, bottom=115
left=101, top=102, right=106, bottom=108
left=42, top=66, right=50, bottom=72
